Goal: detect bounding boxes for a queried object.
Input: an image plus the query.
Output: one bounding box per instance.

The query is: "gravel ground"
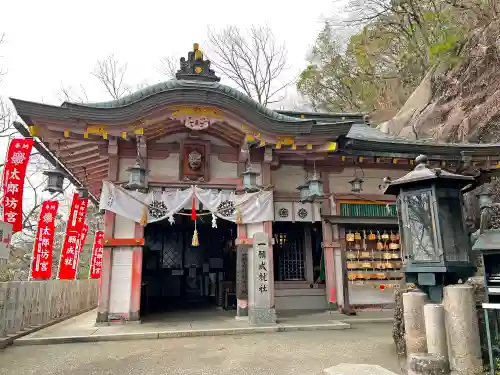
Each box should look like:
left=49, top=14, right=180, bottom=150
left=0, top=324, right=401, bottom=375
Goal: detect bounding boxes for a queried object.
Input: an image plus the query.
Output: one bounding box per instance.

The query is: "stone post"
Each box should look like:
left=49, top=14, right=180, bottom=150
left=403, top=291, right=428, bottom=355
left=408, top=353, right=450, bottom=375
left=424, top=304, right=448, bottom=361
left=442, top=284, right=482, bottom=375
left=248, top=232, right=276, bottom=325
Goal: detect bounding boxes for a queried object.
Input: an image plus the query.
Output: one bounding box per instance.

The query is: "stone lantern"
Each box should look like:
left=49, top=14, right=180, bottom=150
left=43, top=166, right=67, bottom=194
left=126, top=159, right=147, bottom=190
left=384, top=154, right=476, bottom=302
left=241, top=166, right=260, bottom=192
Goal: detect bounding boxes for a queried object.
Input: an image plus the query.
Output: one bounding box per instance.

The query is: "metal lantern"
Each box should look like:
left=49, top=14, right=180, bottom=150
left=77, top=187, right=89, bottom=199
left=384, top=154, right=476, bottom=302
left=297, top=183, right=310, bottom=203
left=305, top=172, right=324, bottom=201
left=241, top=166, right=260, bottom=192
left=349, top=176, right=364, bottom=193
left=126, top=159, right=147, bottom=190
left=477, top=188, right=494, bottom=210
left=43, top=167, right=67, bottom=194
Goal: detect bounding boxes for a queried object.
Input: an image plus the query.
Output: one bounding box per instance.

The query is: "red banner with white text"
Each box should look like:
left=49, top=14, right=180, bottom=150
left=31, top=200, right=59, bottom=279
left=89, top=231, right=104, bottom=279
left=2, top=138, right=34, bottom=232
left=58, top=193, right=88, bottom=279
left=74, top=223, right=88, bottom=275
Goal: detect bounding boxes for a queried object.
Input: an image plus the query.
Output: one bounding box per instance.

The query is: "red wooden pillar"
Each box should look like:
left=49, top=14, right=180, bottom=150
left=129, top=223, right=144, bottom=321
left=96, top=138, right=118, bottom=325
left=261, top=155, right=275, bottom=307
left=96, top=210, right=114, bottom=324
left=320, top=172, right=338, bottom=310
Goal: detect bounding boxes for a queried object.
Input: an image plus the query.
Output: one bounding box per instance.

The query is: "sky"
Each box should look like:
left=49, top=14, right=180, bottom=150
left=0, top=0, right=348, bottom=223
left=0, top=0, right=345, bottom=106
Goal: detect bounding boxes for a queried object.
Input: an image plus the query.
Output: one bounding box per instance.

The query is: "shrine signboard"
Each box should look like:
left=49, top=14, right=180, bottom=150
left=236, top=245, right=248, bottom=300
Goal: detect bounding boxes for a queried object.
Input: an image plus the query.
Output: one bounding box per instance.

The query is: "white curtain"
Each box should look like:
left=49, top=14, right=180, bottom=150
left=99, top=181, right=274, bottom=225
left=195, top=187, right=274, bottom=223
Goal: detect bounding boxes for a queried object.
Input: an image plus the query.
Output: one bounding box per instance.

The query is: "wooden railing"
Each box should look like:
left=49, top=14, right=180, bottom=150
left=0, top=279, right=99, bottom=338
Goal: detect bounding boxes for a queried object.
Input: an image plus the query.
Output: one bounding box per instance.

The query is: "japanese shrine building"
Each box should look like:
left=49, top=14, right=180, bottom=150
left=10, top=44, right=500, bottom=323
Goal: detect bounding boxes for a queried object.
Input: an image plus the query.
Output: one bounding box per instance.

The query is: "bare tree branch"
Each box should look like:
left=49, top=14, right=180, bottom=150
left=91, top=54, right=130, bottom=100
left=158, top=56, right=178, bottom=79
left=58, top=82, right=89, bottom=103
left=207, top=25, right=291, bottom=106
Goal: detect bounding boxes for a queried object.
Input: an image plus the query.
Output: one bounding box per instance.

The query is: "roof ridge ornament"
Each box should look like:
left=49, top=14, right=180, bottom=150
left=175, top=43, right=221, bottom=82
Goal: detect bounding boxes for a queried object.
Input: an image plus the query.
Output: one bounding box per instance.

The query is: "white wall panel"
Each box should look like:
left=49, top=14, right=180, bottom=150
left=109, top=247, right=133, bottom=315
left=210, top=155, right=237, bottom=179
left=113, top=214, right=136, bottom=239
left=272, top=165, right=305, bottom=192
left=148, top=153, right=180, bottom=181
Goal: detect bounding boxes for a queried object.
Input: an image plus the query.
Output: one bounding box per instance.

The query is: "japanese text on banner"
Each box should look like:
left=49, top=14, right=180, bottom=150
left=74, top=223, right=88, bottom=272
left=89, top=231, right=104, bottom=279
left=31, top=200, right=59, bottom=279
left=2, top=138, right=34, bottom=232
left=58, top=193, right=88, bottom=279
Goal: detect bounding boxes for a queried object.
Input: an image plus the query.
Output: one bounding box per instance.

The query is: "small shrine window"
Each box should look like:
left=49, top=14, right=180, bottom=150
left=273, top=222, right=306, bottom=281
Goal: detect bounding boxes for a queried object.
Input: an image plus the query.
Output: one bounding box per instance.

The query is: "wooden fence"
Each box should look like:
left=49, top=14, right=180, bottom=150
left=0, top=279, right=99, bottom=338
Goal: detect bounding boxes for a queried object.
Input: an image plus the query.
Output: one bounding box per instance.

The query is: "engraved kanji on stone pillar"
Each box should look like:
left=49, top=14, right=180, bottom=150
left=235, top=244, right=249, bottom=318
left=248, top=232, right=276, bottom=325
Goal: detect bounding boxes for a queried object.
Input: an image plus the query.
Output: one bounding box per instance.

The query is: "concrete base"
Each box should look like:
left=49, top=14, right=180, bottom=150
left=408, top=353, right=450, bottom=375
left=95, top=311, right=109, bottom=324
left=14, top=321, right=351, bottom=346
left=236, top=306, right=248, bottom=317
left=235, top=316, right=249, bottom=322
left=323, top=364, right=398, bottom=375
left=249, top=307, right=277, bottom=325
left=128, top=311, right=140, bottom=321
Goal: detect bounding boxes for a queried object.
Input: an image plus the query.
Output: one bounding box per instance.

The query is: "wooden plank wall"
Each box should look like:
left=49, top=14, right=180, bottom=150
left=0, top=279, right=99, bottom=339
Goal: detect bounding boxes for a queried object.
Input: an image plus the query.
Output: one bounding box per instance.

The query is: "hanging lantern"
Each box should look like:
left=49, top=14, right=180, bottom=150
left=76, top=187, right=89, bottom=199
left=297, top=183, right=310, bottom=203
left=349, top=176, right=364, bottom=193
left=126, top=159, right=147, bottom=190
left=305, top=172, right=324, bottom=201
left=43, top=167, right=67, bottom=194
left=241, top=166, right=260, bottom=192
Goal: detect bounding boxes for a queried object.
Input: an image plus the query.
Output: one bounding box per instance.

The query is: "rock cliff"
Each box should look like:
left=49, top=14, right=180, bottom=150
left=380, top=22, right=500, bottom=143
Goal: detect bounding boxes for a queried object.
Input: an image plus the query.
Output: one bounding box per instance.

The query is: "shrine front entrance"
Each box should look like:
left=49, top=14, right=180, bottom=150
left=140, top=213, right=237, bottom=317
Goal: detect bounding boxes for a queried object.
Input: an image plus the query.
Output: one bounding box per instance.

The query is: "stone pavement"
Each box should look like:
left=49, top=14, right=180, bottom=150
left=12, top=308, right=393, bottom=345
left=0, top=326, right=401, bottom=375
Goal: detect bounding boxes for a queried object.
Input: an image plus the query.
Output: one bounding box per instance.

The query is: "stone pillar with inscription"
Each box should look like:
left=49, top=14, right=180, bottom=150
left=248, top=232, right=276, bottom=325
left=235, top=244, right=249, bottom=319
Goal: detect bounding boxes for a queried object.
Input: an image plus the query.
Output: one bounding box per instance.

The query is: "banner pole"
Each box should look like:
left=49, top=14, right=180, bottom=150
left=56, top=194, right=73, bottom=280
